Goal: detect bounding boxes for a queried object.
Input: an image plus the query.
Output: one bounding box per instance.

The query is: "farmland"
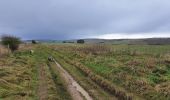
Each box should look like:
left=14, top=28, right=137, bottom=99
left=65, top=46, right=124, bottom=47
left=0, top=43, right=170, bottom=100
left=0, top=45, right=72, bottom=100
left=51, top=44, right=170, bottom=100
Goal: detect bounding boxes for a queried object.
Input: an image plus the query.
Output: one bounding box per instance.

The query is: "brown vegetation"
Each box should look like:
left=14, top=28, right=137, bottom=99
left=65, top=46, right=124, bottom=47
left=0, top=45, right=9, bottom=57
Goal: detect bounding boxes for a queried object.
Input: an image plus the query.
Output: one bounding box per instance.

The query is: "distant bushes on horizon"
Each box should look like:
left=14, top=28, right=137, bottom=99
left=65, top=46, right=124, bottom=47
left=77, top=39, right=85, bottom=44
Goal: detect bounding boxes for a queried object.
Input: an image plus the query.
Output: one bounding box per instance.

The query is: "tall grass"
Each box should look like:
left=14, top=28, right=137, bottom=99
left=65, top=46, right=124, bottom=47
left=53, top=44, right=170, bottom=100
left=0, top=45, right=9, bottom=56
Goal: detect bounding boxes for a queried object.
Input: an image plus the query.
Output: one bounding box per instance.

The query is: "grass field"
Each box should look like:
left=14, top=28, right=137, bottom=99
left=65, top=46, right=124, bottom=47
left=51, top=44, right=170, bottom=100
left=0, top=45, right=72, bottom=100
left=1, top=44, right=170, bottom=100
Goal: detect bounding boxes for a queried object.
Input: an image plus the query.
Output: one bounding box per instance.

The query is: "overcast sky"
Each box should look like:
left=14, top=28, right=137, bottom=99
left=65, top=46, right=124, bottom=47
left=0, top=0, right=170, bottom=40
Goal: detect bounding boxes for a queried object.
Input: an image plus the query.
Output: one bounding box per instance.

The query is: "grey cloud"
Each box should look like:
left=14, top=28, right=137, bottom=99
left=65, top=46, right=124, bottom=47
left=0, top=0, right=170, bottom=39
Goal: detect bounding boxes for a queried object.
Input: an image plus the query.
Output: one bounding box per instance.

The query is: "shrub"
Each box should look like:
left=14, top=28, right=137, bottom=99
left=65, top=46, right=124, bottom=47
left=63, top=41, right=66, bottom=43
left=1, top=35, right=21, bottom=52
left=77, top=39, right=85, bottom=44
left=31, top=40, right=37, bottom=44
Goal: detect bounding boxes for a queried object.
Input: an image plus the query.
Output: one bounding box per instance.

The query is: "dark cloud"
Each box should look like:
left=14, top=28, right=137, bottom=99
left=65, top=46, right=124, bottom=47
left=0, top=0, right=170, bottom=39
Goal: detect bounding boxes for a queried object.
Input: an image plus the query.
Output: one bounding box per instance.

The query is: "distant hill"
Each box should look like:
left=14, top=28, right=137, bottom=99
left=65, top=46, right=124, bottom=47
left=64, top=38, right=170, bottom=45
left=23, top=38, right=170, bottom=45
left=24, top=40, right=63, bottom=43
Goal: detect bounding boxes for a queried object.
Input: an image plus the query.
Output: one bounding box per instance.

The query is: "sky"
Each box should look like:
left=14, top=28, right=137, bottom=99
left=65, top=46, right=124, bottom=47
left=0, top=0, right=170, bottom=40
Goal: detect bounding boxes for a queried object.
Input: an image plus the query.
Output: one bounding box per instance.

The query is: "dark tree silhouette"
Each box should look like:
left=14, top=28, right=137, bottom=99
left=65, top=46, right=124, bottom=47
left=1, top=35, right=21, bottom=52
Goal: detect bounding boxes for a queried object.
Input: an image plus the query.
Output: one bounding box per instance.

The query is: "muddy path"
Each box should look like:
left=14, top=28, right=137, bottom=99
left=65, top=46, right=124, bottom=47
left=53, top=59, right=93, bottom=100
left=38, top=65, right=48, bottom=100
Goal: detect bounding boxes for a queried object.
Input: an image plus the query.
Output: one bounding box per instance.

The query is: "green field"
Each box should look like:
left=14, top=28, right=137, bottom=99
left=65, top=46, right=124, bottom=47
left=0, top=44, right=170, bottom=100
left=52, top=44, right=170, bottom=100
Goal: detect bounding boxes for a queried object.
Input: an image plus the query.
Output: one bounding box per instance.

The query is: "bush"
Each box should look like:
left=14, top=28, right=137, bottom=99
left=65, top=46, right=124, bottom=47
left=32, top=40, right=37, bottom=44
left=77, top=39, right=85, bottom=44
left=63, top=41, right=66, bottom=43
left=1, top=35, right=21, bottom=52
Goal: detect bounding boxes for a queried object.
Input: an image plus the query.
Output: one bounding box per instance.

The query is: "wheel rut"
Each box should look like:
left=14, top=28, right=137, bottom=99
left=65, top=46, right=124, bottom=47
left=38, top=65, right=48, bottom=100
left=53, top=58, right=93, bottom=100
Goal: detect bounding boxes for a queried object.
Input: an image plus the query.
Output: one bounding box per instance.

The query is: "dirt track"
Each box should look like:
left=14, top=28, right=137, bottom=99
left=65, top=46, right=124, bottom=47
left=54, top=59, right=93, bottom=100
left=38, top=65, right=48, bottom=100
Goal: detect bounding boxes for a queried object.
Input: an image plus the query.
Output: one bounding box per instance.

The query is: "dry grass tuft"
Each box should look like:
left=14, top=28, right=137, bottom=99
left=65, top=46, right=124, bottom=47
left=145, top=58, right=157, bottom=69
left=0, top=45, right=9, bottom=56
left=163, top=53, right=170, bottom=64
left=155, top=82, right=170, bottom=97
